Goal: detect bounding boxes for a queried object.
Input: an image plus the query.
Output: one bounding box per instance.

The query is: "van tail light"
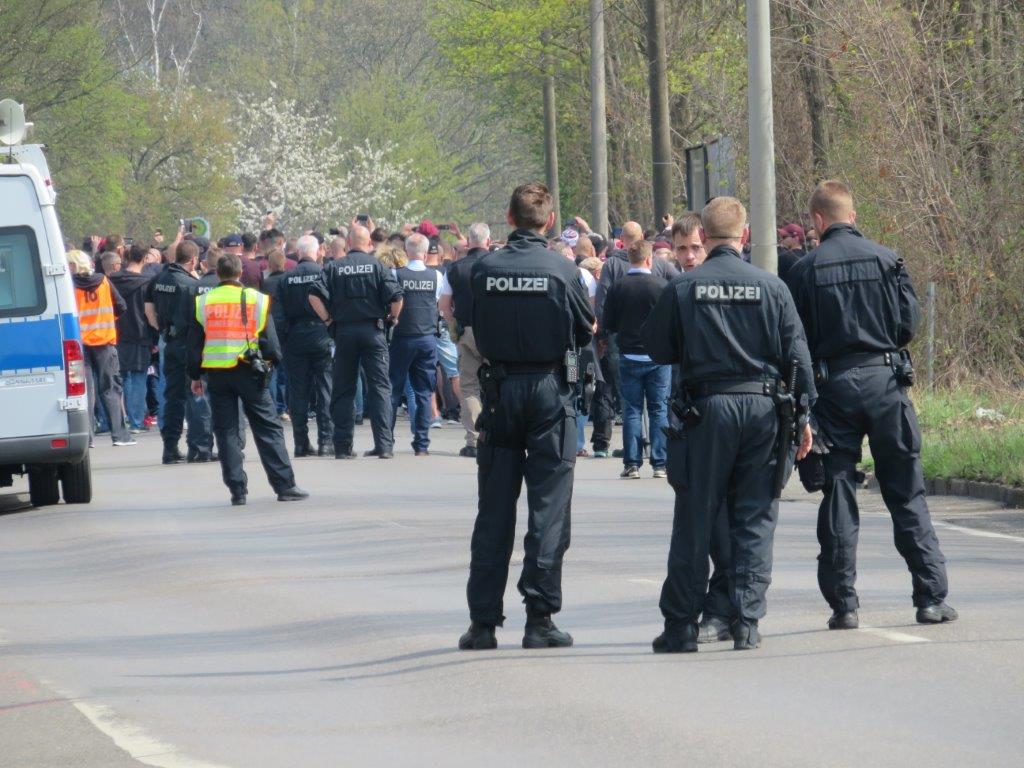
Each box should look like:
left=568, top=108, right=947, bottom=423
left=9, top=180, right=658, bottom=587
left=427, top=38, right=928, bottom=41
left=64, top=340, right=86, bottom=397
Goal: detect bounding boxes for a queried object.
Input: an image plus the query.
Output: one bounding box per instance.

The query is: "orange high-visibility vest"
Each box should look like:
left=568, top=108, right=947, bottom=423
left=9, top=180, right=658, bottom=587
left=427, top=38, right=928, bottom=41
left=75, top=278, right=118, bottom=346
left=195, top=283, right=268, bottom=369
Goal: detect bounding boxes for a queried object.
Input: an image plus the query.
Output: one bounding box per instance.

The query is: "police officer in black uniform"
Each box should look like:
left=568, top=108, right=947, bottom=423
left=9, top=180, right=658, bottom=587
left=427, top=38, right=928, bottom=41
left=459, top=182, right=595, bottom=651
left=144, top=239, right=215, bottom=464
left=388, top=234, right=441, bottom=456
left=642, top=197, right=816, bottom=652
left=786, top=180, right=956, bottom=628
left=278, top=235, right=333, bottom=457
left=309, top=225, right=403, bottom=459
left=185, top=253, right=307, bottom=506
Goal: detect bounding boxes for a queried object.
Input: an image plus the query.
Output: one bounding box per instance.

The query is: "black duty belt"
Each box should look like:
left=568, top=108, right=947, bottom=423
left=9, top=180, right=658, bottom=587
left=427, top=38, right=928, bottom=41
left=826, top=351, right=896, bottom=375
left=497, top=362, right=561, bottom=375
left=687, top=379, right=778, bottom=397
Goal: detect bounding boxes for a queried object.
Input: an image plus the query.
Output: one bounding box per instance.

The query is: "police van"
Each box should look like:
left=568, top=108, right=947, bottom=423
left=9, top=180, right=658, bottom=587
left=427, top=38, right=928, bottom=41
left=0, top=100, right=91, bottom=506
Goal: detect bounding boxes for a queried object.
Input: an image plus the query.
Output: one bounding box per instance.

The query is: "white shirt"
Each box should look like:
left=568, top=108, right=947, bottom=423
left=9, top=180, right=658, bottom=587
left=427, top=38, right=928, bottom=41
left=439, top=271, right=453, bottom=297
left=579, top=267, right=597, bottom=298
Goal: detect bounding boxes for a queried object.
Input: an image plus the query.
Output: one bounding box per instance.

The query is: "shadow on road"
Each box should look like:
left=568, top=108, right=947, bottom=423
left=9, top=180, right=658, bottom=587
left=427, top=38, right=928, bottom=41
left=0, top=492, right=32, bottom=517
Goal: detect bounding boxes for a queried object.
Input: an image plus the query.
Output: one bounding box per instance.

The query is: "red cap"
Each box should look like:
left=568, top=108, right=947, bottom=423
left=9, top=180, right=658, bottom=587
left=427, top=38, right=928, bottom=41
left=417, top=220, right=440, bottom=238
left=786, top=223, right=805, bottom=239
left=653, top=240, right=672, bottom=251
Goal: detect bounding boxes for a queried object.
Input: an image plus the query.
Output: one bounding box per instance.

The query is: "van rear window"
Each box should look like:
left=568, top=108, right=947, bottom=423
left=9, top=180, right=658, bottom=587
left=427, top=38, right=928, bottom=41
left=0, top=226, right=46, bottom=318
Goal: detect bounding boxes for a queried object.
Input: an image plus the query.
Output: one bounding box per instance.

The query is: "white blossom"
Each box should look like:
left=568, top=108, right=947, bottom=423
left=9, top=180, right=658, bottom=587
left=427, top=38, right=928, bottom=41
left=231, top=95, right=418, bottom=232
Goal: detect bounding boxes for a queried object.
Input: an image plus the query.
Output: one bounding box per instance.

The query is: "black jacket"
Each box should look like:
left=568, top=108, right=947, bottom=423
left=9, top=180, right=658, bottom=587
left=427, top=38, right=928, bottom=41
left=444, top=247, right=487, bottom=327
left=642, top=245, right=816, bottom=402
left=596, top=247, right=679, bottom=323
left=108, top=270, right=152, bottom=346
left=470, top=229, right=594, bottom=363
left=786, top=223, right=920, bottom=361
left=601, top=270, right=667, bottom=357
left=144, top=263, right=199, bottom=339
left=312, top=250, right=402, bottom=324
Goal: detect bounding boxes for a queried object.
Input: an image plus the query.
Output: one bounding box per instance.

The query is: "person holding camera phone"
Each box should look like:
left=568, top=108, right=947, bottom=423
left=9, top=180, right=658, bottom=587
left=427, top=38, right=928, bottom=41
left=186, top=252, right=308, bottom=506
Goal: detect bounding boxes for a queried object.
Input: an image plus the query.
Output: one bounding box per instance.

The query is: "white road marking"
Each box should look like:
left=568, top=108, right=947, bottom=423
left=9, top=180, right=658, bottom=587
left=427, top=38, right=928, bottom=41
left=44, top=682, right=231, bottom=768
left=628, top=578, right=662, bottom=586
left=936, top=521, right=1024, bottom=543
left=858, top=625, right=930, bottom=644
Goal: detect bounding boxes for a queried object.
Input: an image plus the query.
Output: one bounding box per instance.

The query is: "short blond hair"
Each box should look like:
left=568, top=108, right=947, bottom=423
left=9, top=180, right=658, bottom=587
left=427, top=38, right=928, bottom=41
left=628, top=240, right=653, bottom=265
left=701, top=197, right=747, bottom=239
left=808, top=180, right=854, bottom=223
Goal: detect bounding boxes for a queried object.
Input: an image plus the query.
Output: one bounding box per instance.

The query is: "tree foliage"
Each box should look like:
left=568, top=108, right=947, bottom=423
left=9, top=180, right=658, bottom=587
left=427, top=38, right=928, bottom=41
left=232, top=93, right=417, bottom=231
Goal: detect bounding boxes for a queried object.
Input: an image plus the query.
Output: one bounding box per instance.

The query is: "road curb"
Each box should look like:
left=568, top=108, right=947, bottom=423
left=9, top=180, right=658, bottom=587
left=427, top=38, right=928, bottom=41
left=865, top=473, right=1024, bottom=508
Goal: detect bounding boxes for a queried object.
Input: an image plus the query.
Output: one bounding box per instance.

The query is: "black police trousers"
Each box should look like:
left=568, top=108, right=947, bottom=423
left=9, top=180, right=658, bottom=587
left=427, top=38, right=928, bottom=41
left=814, top=366, right=948, bottom=612
left=285, top=332, right=333, bottom=450
left=207, top=366, right=296, bottom=497
left=331, top=322, right=392, bottom=454
left=162, top=338, right=213, bottom=454
left=703, top=504, right=736, bottom=622
left=468, top=372, right=577, bottom=625
left=661, top=394, right=779, bottom=629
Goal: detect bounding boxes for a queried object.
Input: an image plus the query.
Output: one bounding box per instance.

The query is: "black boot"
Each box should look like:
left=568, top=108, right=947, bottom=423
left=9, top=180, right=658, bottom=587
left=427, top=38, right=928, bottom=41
left=294, top=441, right=313, bottom=458
left=162, top=445, right=185, bottom=464
left=458, top=621, right=497, bottom=650
left=916, top=602, right=958, bottom=624
left=317, top=445, right=331, bottom=457
left=277, top=487, right=310, bottom=502
left=732, top=620, right=761, bottom=651
left=828, top=610, right=859, bottom=630
left=697, top=615, right=733, bottom=643
left=523, top=614, right=573, bottom=649
left=652, top=622, right=698, bottom=653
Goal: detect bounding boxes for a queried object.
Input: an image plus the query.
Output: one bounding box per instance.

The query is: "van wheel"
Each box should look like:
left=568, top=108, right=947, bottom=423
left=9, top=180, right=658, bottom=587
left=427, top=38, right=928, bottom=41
left=28, top=466, right=61, bottom=507
left=60, top=455, right=92, bottom=504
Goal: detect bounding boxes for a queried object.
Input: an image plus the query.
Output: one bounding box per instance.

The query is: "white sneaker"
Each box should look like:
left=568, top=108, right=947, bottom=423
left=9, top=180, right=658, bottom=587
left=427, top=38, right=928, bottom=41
left=620, top=465, right=640, bottom=479
left=112, top=439, right=138, bottom=447
left=652, top=467, right=667, bottom=479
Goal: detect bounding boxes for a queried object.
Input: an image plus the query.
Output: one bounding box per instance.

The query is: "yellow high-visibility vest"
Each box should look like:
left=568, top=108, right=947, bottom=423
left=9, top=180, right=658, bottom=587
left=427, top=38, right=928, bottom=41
left=195, top=283, right=269, bottom=369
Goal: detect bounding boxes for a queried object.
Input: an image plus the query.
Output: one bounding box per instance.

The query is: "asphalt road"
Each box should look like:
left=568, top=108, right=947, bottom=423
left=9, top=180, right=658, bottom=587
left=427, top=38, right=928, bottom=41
left=1, top=421, right=1021, bottom=767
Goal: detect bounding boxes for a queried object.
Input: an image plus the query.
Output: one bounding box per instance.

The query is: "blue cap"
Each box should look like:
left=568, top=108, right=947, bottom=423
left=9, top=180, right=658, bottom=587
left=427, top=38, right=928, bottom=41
left=222, top=233, right=243, bottom=247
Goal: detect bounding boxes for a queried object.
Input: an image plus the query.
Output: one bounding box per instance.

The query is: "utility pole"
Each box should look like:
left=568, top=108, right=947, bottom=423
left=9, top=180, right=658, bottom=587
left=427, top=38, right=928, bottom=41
left=746, top=0, right=778, bottom=274
left=543, top=53, right=561, bottom=234
left=589, top=0, right=609, bottom=237
left=646, top=0, right=672, bottom=229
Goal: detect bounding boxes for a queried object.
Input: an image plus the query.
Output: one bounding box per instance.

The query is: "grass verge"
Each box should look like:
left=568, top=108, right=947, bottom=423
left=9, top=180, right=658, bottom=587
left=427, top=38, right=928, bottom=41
left=863, top=389, right=1024, bottom=487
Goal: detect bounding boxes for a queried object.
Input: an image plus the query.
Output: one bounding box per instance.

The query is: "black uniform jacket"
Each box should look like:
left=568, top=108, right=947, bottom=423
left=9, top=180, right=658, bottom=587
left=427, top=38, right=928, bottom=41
left=785, top=223, right=920, bottom=362
left=642, top=245, right=816, bottom=402
left=470, top=229, right=595, bottom=362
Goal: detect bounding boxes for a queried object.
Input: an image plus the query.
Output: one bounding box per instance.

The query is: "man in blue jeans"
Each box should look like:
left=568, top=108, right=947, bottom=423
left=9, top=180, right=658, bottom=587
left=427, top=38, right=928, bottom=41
left=601, top=241, right=670, bottom=479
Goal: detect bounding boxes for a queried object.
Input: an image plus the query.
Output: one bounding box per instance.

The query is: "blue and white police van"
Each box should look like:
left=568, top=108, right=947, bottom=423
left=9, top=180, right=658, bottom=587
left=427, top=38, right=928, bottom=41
left=0, top=100, right=91, bottom=506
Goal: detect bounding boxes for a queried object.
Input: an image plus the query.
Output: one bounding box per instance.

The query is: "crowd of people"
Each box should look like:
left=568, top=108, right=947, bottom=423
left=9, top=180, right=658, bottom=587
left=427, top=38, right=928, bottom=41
left=62, top=207, right=818, bottom=477
left=60, top=178, right=955, bottom=651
